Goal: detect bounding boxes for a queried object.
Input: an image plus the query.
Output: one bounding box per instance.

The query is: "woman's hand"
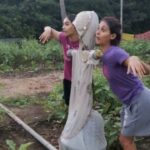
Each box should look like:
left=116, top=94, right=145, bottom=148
left=39, top=26, right=52, bottom=44
left=125, top=56, right=148, bottom=78
left=141, top=61, right=150, bottom=75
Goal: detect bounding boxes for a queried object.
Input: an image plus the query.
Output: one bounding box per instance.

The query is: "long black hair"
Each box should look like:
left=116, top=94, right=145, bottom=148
left=101, top=16, right=121, bottom=46
left=66, top=13, right=76, bottom=22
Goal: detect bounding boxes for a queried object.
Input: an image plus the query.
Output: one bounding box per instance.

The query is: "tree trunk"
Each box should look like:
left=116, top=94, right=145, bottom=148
left=59, top=0, right=66, bottom=22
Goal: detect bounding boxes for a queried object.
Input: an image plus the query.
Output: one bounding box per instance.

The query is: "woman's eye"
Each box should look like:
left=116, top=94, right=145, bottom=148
left=101, top=29, right=104, bottom=32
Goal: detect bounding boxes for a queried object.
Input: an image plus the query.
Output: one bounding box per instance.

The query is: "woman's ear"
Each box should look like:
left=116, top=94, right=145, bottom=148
left=110, top=33, right=117, bottom=40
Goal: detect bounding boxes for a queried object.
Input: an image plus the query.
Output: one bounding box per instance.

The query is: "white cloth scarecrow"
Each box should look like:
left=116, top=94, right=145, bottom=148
left=59, top=11, right=107, bottom=150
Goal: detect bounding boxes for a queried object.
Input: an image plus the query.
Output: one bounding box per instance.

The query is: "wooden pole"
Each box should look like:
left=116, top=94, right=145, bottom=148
left=0, top=103, right=57, bottom=150
left=120, top=0, right=123, bottom=32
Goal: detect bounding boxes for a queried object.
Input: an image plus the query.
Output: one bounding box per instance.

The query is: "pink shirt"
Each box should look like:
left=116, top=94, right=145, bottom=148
left=59, top=32, right=79, bottom=81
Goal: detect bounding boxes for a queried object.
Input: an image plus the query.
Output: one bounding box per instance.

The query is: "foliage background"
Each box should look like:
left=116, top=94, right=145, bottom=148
left=0, top=0, right=150, bottom=38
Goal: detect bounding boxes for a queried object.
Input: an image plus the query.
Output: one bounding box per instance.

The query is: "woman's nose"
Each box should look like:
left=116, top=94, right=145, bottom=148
left=62, top=26, right=65, bottom=30
left=96, top=31, right=99, bottom=36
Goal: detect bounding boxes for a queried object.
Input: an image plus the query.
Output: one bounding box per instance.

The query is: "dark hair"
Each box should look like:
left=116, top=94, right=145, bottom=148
left=101, top=16, right=121, bottom=46
left=66, top=13, right=76, bottom=22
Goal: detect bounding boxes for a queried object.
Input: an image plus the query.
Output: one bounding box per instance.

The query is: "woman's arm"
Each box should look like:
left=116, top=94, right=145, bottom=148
left=123, top=56, right=150, bottom=77
left=39, top=26, right=61, bottom=44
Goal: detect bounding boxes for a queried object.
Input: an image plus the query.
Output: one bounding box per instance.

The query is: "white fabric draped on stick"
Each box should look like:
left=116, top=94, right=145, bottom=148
left=59, top=11, right=107, bottom=150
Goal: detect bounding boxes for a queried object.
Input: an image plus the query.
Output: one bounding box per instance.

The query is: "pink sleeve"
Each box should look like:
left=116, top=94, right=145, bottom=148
left=59, top=32, right=66, bottom=44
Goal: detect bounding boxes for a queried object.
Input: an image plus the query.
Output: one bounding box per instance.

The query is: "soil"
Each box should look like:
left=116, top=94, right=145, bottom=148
left=0, top=116, right=63, bottom=150
left=0, top=71, right=63, bottom=98
left=0, top=71, right=64, bottom=150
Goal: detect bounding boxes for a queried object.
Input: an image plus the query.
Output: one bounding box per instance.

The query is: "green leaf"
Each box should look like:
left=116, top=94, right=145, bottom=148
left=6, top=139, right=16, bottom=150
left=18, top=142, right=33, bottom=150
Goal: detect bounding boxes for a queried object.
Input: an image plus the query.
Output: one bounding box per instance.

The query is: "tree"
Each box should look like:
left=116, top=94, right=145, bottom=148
left=0, top=0, right=150, bottom=38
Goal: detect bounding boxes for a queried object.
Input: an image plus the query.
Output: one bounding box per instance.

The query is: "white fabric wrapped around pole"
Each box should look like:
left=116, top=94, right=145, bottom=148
left=59, top=11, right=107, bottom=150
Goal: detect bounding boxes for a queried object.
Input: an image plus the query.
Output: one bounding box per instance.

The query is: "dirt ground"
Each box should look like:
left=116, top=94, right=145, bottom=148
left=0, top=71, right=63, bottom=98
left=0, top=71, right=64, bottom=150
left=0, top=116, right=63, bottom=150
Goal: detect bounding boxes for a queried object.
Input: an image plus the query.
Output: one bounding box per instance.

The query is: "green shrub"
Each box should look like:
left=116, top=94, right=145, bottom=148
left=46, top=83, right=67, bottom=122
left=121, top=40, right=150, bottom=62
left=0, top=39, right=149, bottom=73
left=0, top=39, right=63, bottom=73
left=93, top=69, right=122, bottom=149
left=6, top=139, right=33, bottom=150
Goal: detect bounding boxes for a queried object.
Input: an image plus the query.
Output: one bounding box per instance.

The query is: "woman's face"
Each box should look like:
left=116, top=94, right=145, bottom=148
left=62, top=17, right=76, bottom=37
left=95, top=21, right=112, bottom=46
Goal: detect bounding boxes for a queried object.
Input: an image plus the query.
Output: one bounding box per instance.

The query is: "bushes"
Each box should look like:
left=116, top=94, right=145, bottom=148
left=93, top=69, right=122, bottom=149
left=45, top=83, right=67, bottom=122
left=0, top=39, right=63, bottom=73
left=0, top=39, right=149, bottom=73
left=121, top=40, right=150, bottom=62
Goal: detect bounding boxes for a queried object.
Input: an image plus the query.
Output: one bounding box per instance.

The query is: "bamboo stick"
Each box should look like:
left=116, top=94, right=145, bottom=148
left=0, top=103, right=57, bottom=150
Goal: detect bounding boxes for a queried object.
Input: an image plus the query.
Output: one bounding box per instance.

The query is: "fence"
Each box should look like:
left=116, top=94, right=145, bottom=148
left=122, top=31, right=150, bottom=41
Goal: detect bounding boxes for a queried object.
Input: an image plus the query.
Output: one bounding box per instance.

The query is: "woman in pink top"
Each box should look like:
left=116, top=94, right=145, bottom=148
left=39, top=14, right=79, bottom=105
